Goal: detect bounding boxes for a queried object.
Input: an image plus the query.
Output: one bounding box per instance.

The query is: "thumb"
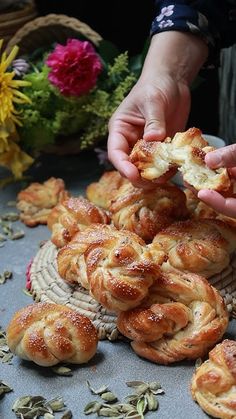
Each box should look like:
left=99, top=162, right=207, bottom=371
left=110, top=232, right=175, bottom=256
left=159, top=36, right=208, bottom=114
left=143, top=107, right=166, bottom=141
left=205, top=144, right=236, bottom=169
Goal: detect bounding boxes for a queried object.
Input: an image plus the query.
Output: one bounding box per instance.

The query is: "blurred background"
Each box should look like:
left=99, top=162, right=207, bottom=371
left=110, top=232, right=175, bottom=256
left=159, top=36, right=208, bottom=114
left=1, top=0, right=235, bottom=144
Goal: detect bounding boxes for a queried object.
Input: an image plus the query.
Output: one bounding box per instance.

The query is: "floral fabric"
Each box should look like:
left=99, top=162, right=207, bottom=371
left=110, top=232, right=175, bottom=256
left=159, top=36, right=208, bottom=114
left=151, top=1, right=236, bottom=64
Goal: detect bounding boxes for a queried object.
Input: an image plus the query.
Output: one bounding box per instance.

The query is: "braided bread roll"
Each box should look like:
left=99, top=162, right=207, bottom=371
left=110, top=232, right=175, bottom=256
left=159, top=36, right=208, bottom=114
left=17, top=177, right=69, bottom=226
left=6, top=303, right=98, bottom=367
left=185, top=189, right=236, bottom=228
left=117, top=268, right=228, bottom=364
left=191, top=339, right=236, bottom=418
left=47, top=196, right=110, bottom=248
left=57, top=224, right=165, bottom=312
left=110, top=182, right=188, bottom=242
left=86, top=170, right=128, bottom=209
left=151, top=219, right=236, bottom=278
left=129, top=127, right=230, bottom=192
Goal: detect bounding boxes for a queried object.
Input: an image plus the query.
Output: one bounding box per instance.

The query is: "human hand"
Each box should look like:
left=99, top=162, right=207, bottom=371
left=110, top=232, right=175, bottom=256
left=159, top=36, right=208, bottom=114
left=198, top=144, right=236, bottom=218
left=107, top=32, right=208, bottom=188
left=107, top=72, right=190, bottom=188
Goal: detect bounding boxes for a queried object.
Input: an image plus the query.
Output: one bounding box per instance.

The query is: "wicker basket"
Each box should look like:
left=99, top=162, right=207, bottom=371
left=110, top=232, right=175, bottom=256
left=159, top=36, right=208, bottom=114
left=0, top=0, right=37, bottom=49
left=6, top=13, right=103, bottom=55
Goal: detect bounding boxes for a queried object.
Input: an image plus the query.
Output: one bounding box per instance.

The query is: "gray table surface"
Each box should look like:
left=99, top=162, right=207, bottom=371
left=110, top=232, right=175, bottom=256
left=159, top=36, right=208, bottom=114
left=0, top=151, right=235, bottom=419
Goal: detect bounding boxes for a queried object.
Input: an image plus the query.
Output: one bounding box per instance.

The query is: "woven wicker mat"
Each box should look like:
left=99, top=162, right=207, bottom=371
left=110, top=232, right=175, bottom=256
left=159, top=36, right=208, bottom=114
left=29, top=240, right=119, bottom=341
left=29, top=241, right=236, bottom=341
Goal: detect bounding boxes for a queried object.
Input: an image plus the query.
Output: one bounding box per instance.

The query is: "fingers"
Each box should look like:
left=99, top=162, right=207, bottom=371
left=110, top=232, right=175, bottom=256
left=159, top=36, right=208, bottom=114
left=143, top=108, right=166, bottom=142
left=107, top=131, right=134, bottom=178
left=228, top=167, right=236, bottom=178
left=107, top=130, right=155, bottom=189
left=198, top=189, right=236, bottom=218
left=205, top=144, right=236, bottom=169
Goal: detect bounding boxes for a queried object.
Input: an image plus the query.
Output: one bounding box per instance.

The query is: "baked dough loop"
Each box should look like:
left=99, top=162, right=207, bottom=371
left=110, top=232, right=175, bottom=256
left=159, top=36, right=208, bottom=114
left=129, top=127, right=231, bottom=192
left=57, top=224, right=165, bottom=312
left=6, top=302, right=98, bottom=367
left=185, top=189, right=236, bottom=228
left=17, top=177, right=69, bottom=227
left=151, top=218, right=236, bottom=278
left=110, top=182, right=189, bottom=242
left=47, top=196, right=110, bottom=248
left=86, top=170, right=128, bottom=210
left=117, top=268, right=228, bottom=364
left=191, top=339, right=236, bottom=419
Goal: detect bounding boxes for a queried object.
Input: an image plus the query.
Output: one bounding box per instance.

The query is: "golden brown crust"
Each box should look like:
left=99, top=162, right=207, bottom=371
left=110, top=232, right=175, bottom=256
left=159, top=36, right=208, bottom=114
left=117, top=268, right=228, bottom=364
left=47, top=196, right=110, bottom=248
left=152, top=218, right=236, bottom=278
left=6, top=302, right=98, bottom=367
left=17, top=177, right=69, bottom=227
left=57, top=224, right=165, bottom=312
left=185, top=189, right=236, bottom=228
left=86, top=170, right=128, bottom=209
left=191, top=339, right=236, bottom=418
left=110, top=182, right=189, bottom=242
left=129, top=128, right=231, bottom=192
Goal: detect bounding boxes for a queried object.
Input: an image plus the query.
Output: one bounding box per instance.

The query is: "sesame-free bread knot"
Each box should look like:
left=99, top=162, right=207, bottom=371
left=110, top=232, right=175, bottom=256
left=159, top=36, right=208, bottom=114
left=117, top=268, right=228, bottom=364
left=57, top=224, right=165, bottom=312
left=110, top=182, right=188, bottom=242
left=191, top=339, right=236, bottom=418
left=129, top=127, right=231, bottom=192
left=86, top=170, right=128, bottom=210
left=47, top=196, right=110, bottom=248
left=152, top=218, right=236, bottom=278
left=17, top=177, right=70, bottom=227
left=6, top=302, right=98, bottom=367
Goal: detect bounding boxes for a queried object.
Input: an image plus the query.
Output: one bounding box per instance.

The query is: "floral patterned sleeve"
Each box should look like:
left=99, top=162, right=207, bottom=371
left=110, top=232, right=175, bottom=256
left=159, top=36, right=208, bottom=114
left=151, top=1, right=236, bottom=64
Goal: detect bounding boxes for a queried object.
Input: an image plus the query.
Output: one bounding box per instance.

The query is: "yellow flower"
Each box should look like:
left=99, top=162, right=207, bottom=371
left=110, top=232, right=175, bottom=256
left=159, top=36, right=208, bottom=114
left=0, top=39, right=31, bottom=125
left=0, top=118, right=18, bottom=153
left=0, top=139, right=34, bottom=179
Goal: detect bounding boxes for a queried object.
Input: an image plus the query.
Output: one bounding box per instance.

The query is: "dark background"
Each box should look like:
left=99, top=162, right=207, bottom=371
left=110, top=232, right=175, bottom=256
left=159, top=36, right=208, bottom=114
left=35, top=0, right=220, bottom=135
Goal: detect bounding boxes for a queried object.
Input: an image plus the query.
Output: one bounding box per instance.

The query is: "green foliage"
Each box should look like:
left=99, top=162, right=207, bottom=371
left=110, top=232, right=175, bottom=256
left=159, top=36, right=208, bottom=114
left=80, top=53, right=137, bottom=149
left=18, top=50, right=137, bottom=153
left=19, top=66, right=90, bottom=152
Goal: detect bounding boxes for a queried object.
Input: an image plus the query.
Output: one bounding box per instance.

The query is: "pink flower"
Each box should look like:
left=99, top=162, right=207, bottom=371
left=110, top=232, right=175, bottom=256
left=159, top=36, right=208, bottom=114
left=46, top=38, right=103, bottom=96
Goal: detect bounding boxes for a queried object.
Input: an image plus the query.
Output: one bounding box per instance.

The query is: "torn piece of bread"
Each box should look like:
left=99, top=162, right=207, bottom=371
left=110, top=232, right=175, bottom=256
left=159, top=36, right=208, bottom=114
left=129, top=127, right=231, bottom=192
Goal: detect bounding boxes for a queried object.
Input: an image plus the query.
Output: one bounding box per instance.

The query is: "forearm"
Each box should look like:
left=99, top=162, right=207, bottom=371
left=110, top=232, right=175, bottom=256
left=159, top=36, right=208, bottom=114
left=141, top=31, right=209, bottom=86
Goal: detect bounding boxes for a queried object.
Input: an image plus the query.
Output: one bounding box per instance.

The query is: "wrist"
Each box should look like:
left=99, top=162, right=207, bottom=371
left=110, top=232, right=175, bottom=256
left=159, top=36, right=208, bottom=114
left=142, top=31, right=209, bottom=85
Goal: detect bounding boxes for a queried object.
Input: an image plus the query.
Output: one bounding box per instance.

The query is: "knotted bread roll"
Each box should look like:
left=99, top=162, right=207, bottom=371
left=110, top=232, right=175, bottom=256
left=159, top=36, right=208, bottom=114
left=86, top=170, right=128, bottom=209
left=191, top=339, right=236, bottom=418
left=57, top=224, right=165, bottom=312
left=17, top=177, right=69, bottom=226
left=117, top=268, right=228, bottom=364
left=151, top=218, right=236, bottom=278
left=129, top=127, right=231, bottom=192
left=47, top=196, right=110, bottom=248
left=110, top=182, right=188, bottom=242
left=6, top=303, right=98, bottom=367
left=185, top=189, right=236, bottom=228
